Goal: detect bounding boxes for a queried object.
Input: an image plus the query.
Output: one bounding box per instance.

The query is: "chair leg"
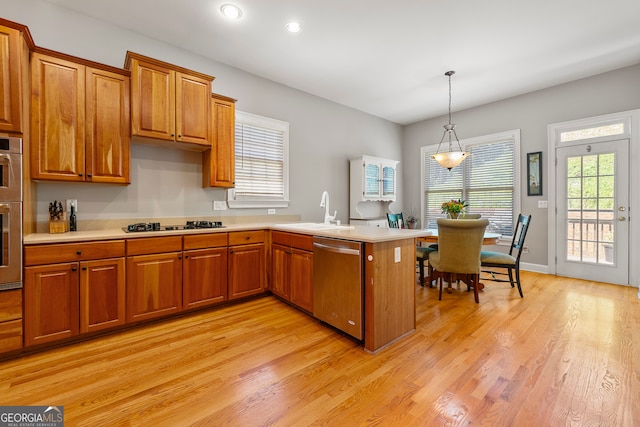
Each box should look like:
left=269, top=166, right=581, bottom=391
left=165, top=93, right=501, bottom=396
left=515, top=266, right=524, bottom=298
left=418, top=259, right=425, bottom=286
left=507, top=268, right=515, bottom=288
left=438, top=275, right=443, bottom=300
left=472, top=273, right=479, bottom=303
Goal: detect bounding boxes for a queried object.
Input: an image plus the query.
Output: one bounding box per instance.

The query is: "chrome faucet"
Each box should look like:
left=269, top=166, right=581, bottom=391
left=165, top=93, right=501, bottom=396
left=320, top=191, right=337, bottom=224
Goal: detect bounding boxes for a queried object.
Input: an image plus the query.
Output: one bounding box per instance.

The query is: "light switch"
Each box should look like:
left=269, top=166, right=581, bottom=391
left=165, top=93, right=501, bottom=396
left=538, top=200, right=548, bottom=209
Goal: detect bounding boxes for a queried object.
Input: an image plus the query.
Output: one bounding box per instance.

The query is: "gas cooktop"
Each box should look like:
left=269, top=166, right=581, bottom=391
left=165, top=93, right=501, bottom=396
left=124, top=221, right=224, bottom=233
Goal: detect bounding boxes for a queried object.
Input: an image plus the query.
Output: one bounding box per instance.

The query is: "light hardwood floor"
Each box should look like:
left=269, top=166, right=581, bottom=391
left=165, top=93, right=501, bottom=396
left=1, top=271, right=638, bottom=426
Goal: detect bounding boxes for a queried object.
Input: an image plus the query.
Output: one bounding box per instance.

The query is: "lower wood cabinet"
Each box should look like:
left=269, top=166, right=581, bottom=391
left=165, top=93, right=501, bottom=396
left=183, top=233, right=228, bottom=310
left=24, top=240, right=126, bottom=347
left=0, top=289, right=23, bottom=352
left=228, top=231, right=266, bottom=300
left=271, top=232, right=313, bottom=312
left=126, top=237, right=183, bottom=323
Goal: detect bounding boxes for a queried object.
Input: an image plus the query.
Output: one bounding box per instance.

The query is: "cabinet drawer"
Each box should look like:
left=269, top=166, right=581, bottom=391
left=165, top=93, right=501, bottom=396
left=289, top=233, right=313, bottom=251
left=183, top=233, right=228, bottom=250
left=0, top=289, right=22, bottom=322
left=0, top=319, right=22, bottom=352
left=24, top=240, right=126, bottom=266
left=228, top=230, right=265, bottom=246
left=126, top=236, right=183, bottom=256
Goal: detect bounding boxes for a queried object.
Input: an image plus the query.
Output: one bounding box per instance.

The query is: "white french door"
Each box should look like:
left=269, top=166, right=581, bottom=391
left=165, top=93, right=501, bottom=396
left=555, top=139, right=629, bottom=284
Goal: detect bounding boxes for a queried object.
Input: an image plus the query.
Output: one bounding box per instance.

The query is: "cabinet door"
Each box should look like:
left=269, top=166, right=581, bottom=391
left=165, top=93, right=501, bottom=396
left=175, top=71, right=211, bottom=147
left=30, top=53, right=85, bottom=181
left=204, top=96, right=235, bottom=187
left=271, top=244, right=290, bottom=300
left=290, top=248, right=313, bottom=312
left=363, top=162, right=381, bottom=199
left=228, top=243, right=265, bottom=300
left=0, top=25, right=23, bottom=133
left=126, top=252, right=182, bottom=322
left=85, top=67, right=131, bottom=184
left=80, top=258, right=125, bottom=333
left=24, top=262, right=79, bottom=346
left=129, top=58, right=175, bottom=141
left=183, top=247, right=227, bottom=310
left=381, top=163, right=396, bottom=200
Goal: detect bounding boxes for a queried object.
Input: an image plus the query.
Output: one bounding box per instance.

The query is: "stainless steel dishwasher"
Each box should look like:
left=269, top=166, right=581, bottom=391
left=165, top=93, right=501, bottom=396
left=313, top=236, right=363, bottom=340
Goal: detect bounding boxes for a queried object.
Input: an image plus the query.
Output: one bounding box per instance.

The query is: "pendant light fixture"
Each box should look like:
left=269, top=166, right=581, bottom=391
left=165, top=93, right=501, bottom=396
left=432, top=70, right=469, bottom=170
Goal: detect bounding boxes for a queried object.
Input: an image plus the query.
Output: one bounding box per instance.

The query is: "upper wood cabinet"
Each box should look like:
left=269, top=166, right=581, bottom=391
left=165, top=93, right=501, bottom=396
left=125, top=51, right=214, bottom=151
left=0, top=21, right=31, bottom=134
left=30, top=50, right=130, bottom=183
left=203, top=94, right=236, bottom=187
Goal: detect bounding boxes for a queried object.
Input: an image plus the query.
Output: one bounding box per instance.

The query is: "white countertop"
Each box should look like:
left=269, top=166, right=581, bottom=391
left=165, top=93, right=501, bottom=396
left=23, top=223, right=433, bottom=245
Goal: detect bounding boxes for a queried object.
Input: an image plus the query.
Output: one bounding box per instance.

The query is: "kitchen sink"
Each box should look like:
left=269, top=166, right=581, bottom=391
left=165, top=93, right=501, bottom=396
left=275, top=222, right=355, bottom=231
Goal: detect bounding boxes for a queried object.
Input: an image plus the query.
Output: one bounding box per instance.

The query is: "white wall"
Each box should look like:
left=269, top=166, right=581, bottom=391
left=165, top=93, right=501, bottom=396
left=403, top=64, right=640, bottom=266
left=1, top=0, right=403, bottom=224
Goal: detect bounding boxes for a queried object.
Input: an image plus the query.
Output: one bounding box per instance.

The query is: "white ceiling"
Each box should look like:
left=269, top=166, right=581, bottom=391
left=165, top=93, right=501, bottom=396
left=45, top=0, right=640, bottom=125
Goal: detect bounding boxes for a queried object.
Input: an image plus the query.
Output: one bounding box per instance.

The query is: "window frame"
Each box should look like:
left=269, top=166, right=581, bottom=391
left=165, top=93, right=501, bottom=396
left=420, top=129, right=521, bottom=239
left=227, top=111, right=290, bottom=209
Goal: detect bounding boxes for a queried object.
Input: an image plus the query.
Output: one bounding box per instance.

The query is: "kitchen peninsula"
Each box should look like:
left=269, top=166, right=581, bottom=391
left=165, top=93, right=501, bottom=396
left=19, top=223, right=430, bottom=356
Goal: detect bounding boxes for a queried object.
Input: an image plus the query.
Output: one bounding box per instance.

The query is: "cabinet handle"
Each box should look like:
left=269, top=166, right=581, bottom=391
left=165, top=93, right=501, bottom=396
left=71, top=266, right=77, bottom=272
left=171, top=133, right=175, bottom=137
left=78, top=173, right=83, bottom=177
left=178, top=134, right=182, bottom=138
left=82, top=267, right=87, bottom=271
left=87, top=174, right=92, bottom=178
left=76, top=251, right=82, bottom=255
left=184, top=255, right=189, bottom=259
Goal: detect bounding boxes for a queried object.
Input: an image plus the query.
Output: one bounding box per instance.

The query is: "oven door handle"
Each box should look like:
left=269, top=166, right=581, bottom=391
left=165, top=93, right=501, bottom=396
left=0, top=154, right=10, bottom=165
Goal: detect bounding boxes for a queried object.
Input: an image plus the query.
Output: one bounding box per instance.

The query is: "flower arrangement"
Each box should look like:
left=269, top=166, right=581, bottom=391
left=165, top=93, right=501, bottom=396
left=441, top=199, right=467, bottom=215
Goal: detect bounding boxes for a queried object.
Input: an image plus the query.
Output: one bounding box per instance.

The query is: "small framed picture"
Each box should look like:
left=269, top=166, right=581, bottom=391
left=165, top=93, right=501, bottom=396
left=527, top=151, right=542, bottom=196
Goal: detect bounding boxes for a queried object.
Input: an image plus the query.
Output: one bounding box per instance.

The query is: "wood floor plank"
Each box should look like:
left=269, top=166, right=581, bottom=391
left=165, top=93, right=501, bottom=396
left=0, top=271, right=639, bottom=426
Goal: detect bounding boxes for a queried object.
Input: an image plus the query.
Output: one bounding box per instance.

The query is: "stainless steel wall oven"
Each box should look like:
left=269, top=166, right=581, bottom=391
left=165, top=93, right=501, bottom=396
left=0, top=136, right=22, bottom=291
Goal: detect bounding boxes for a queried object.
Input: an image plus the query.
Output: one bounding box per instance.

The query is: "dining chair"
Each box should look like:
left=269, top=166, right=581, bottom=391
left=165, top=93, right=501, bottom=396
left=480, top=214, right=531, bottom=297
left=428, top=218, right=489, bottom=303
left=460, top=213, right=481, bottom=219
left=387, top=213, right=436, bottom=286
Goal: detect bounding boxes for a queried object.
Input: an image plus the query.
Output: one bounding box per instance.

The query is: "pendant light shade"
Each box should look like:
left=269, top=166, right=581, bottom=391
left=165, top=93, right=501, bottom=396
left=432, top=71, right=469, bottom=170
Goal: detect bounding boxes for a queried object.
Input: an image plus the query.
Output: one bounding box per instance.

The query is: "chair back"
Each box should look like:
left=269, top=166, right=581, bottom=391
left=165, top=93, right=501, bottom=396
left=436, top=218, right=489, bottom=274
left=509, top=214, right=532, bottom=258
left=387, top=213, right=404, bottom=229
left=460, top=213, right=481, bottom=219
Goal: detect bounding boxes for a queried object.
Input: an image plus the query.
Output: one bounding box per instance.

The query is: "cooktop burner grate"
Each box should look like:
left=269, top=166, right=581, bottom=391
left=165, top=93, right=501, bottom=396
left=124, top=221, right=224, bottom=232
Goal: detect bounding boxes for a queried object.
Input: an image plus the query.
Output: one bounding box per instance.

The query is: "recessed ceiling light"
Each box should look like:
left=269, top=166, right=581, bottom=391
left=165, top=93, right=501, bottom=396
left=220, top=4, right=242, bottom=20
left=285, top=22, right=301, bottom=33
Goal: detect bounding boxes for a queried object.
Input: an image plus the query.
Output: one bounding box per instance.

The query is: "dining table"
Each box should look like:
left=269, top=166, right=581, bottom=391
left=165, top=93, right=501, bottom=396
left=417, top=229, right=501, bottom=292
left=417, top=229, right=501, bottom=245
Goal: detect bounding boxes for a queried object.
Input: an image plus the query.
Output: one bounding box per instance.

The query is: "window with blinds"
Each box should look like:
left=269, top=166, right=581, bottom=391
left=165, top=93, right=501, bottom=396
left=228, top=111, right=289, bottom=208
left=421, top=130, right=520, bottom=237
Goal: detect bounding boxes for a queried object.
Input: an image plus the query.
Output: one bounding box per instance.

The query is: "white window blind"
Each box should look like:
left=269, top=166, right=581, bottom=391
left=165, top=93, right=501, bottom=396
left=422, top=130, right=520, bottom=236
left=228, top=111, right=289, bottom=208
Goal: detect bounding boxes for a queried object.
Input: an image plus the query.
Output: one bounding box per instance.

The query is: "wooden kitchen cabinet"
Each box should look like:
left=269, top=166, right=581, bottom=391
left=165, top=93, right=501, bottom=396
left=203, top=94, right=236, bottom=188
left=23, top=240, right=126, bottom=346
left=270, top=231, right=313, bottom=312
left=30, top=50, right=130, bottom=183
left=126, top=236, right=183, bottom=322
left=24, top=263, right=79, bottom=346
left=0, top=289, right=24, bottom=353
left=228, top=231, right=266, bottom=300
left=0, top=19, right=32, bottom=134
left=183, top=233, right=228, bottom=310
left=126, top=51, right=213, bottom=150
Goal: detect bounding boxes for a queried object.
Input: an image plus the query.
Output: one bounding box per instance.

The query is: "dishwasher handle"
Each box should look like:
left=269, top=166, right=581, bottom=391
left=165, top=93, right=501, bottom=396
left=313, top=241, right=361, bottom=256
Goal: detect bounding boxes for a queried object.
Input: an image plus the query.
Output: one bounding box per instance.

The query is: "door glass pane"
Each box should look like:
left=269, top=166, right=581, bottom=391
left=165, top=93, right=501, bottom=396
left=565, top=152, right=615, bottom=265
left=381, top=165, right=395, bottom=197
left=364, top=163, right=380, bottom=197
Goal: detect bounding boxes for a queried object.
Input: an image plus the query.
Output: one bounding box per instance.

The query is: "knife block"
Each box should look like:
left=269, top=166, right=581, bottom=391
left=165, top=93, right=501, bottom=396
left=49, top=219, right=68, bottom=234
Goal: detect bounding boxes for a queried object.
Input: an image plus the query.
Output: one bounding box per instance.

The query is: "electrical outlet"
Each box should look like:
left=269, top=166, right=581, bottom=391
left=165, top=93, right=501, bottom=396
left=394, top=247, right=401, bottom=263
left=268, top=209, right=276, bottom=215
left=213, top=201, right=227, bottom=211
left=66, top=199, right=77, bottom=213
left=522, top=245, right=529, bottom=254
